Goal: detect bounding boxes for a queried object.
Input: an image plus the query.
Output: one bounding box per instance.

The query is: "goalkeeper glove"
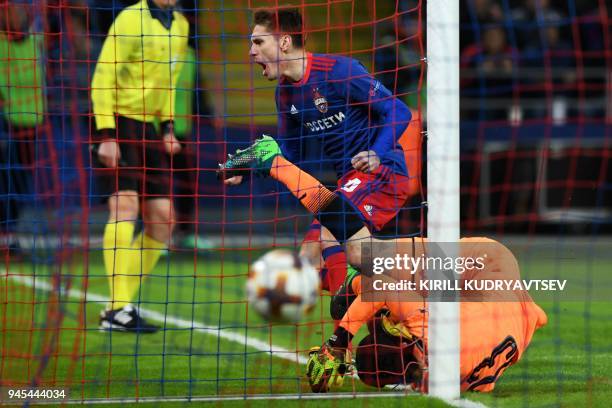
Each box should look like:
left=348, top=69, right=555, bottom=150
left=306, top=342, right=351, bottom=393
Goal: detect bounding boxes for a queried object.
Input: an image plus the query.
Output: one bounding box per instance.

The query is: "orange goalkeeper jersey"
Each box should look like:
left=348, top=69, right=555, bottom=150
left=457, top=238, right=548, bottom=392
left=397, top=109, right=422, bottom=196
left=341, top=237, right=548, bottom=392
left=458, top=294, right=547, bottom=391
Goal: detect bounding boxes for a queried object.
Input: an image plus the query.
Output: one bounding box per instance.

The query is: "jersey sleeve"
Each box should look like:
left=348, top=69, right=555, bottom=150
left=91, top=11, right=139, bottom=131
left=335, top=58, right=412, bottom=159
left=159, top=15, right=189, bottom=123
left=275, top=88, right=301, bottom=162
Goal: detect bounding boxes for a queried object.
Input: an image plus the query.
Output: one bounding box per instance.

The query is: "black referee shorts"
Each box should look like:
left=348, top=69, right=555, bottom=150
left=93, top=116, right=172, bottom=201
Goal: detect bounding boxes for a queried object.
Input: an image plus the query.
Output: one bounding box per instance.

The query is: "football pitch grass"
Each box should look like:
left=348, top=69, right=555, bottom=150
left=2, top=249, right=611, bottom=407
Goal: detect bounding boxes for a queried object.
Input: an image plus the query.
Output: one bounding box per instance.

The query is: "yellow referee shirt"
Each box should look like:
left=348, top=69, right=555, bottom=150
left=91, top=0, right=188, bottom=130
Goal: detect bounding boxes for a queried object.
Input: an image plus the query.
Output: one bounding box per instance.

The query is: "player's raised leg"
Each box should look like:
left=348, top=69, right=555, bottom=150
left=219, top=137, right=361, bottom=241
left=220, top=138, right=372, bottom=297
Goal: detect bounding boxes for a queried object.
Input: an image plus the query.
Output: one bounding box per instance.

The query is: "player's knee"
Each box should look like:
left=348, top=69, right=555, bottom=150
left=299, top=241, right=322, bottom=270
left=143, top=200, right=175, bottom=242
left=109, top=191, right=139, bottom=222
left=316, top=195, right=364, bottom=244
left=346, top=241, right=362, bottom=268
left=355, top=330, right=422, bottom=389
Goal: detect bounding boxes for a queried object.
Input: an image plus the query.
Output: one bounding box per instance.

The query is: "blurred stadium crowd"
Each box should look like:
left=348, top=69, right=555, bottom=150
left=375, top=0, right=608, bottom=122
left=3, top=0, right=607, bottom=125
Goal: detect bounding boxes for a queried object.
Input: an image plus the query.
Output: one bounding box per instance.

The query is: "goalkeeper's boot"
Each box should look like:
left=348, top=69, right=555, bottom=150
left=218, top=135, right=281, bottom=178
left=329, top=265, right=360, bottom=320
left=99, top=304, right=160, bottom=334
left=306, top=342, right=351, bottom=393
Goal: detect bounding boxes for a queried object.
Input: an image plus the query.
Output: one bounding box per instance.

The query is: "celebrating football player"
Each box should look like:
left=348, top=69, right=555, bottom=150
left=224, top=8, right=421, bottom=296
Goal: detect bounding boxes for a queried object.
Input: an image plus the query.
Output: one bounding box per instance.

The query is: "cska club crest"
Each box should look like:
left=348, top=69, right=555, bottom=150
left=312, top=88, right=328, bottom=113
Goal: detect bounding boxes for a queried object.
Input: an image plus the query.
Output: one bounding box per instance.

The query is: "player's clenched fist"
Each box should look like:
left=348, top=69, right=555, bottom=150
left=97, top=140, right=121, bottom=168
left=351, top=150, right=380, bottom=173
left=163, top=133, right=182, bottom=155
left=161, top=121, right=181, bottom=155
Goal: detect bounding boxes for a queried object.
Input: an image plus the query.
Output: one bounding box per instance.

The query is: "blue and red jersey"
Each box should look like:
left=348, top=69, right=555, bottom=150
left=275, top=52, right=412, bottom=178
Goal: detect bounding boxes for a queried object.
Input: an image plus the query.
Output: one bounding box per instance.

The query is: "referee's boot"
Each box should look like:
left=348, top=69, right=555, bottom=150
left=217, top=135, right=281, bottom=179
left=99, top=304, right=160, bottom=334
left=329, top=265, right=360, bottom=321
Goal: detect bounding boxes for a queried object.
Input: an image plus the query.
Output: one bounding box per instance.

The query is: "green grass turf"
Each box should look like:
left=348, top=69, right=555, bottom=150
left=1, top=250, right=611, bottom=407
left=55, top=396, right=452, bottom=408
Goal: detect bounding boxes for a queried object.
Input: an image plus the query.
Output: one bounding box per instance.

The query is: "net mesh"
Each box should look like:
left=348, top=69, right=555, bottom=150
left=0, top=0, right=610, bottom=405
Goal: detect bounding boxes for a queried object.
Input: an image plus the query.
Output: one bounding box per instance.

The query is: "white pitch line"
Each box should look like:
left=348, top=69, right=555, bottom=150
left=9, top=275, right=308, bottom=365
left=8, top=274, right=489, bottom=408
left=446, top=398, right=490, bottom=408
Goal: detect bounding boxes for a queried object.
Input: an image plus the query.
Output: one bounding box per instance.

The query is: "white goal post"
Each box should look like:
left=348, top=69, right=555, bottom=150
left=426, top=0, right=461, bottom=400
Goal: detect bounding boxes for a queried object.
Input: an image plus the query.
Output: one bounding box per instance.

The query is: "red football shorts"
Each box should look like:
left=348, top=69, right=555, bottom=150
left=336, top=165, right=414, bottom=232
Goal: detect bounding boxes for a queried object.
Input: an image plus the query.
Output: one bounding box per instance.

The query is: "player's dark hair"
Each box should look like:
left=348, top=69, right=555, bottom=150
left=355, top=316, right=423, bottom=388
left=253, top=8, right=304, bottom=48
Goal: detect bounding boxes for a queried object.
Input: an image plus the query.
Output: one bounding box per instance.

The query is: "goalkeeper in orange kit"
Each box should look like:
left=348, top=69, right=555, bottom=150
left=218, top=136, right=548, bottom=393
left=306, top=236, right=548, bottom=393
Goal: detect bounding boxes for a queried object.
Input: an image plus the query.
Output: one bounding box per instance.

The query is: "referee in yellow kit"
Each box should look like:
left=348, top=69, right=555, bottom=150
left=91, top=0, right=188, bottom=333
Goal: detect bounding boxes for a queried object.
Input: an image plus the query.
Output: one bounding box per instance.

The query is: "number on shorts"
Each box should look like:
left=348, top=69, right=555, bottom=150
left=341, top=178, right=362, bottom=192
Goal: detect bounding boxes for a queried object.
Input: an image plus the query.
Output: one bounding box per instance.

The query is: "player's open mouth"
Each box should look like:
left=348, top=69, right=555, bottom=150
left=257, top=62, right=267, bottom=76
